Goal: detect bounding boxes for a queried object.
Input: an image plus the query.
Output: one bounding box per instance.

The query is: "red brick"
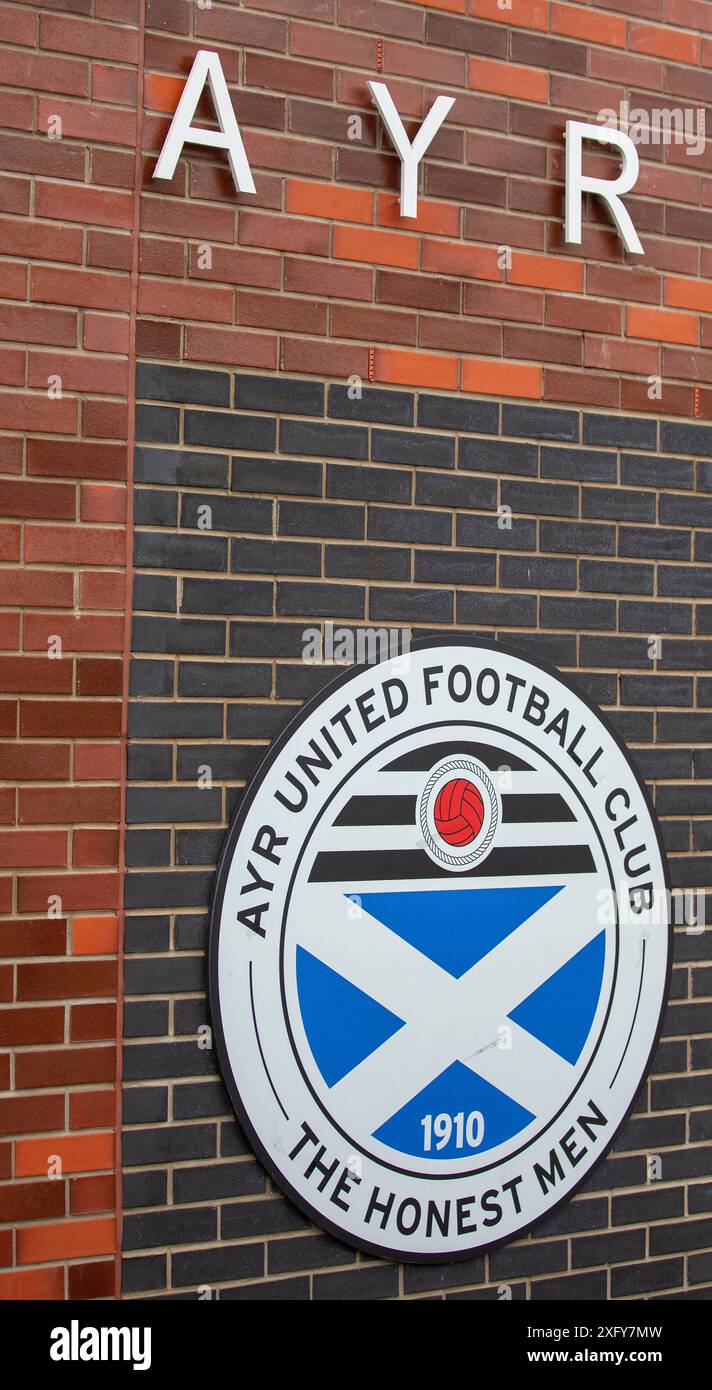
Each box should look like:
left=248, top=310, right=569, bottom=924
left=462, top=358, right=542, bottom=399
left=17, top=871, right=119, bottom=914
left=32, top=265, right=131, bottom=313
left=74, top=743, right=122, bottom=782
left=79, top=570, right=126, bottom=611
left=333, top=225, right=419, bottom=271
left=0, top=918, right=67, bottom=957
left=70, top=1089, right=115, bottom=1130
left=71, top=826, right=118, bottom=870
left=16, top=1045, right=115, bottom=1090
left=185, top=326, right=278, bottom=370
left=27, top=438, right=127, bottom=481
left=374, top=346, right=458, bottom=390
left=68, top=1259, right=115, bottom=1298
left=0, top=303, right=77, bottom=348
left=76, top=658, right=123, bottom=695
left=25, top=525, right=125, bottom=566
left=70, top=1002, right=116, bottom=1042
left=0, top=50, right=88, bottom=97
left=469, top=55, right=548, bottom=103
left=37, top=97, right=136, bottom=147
left=0, top=1005, right=65, bottom=1046
left=80, top=485, right=126, bottom=525
left=237, top=290, right=327, bottom=334
left=284, top=256, right=373, bottom=302
left=15, top=1130, right=114, bottom=1178
left=69, top=1174, right=115, bottom=1215
left=0, top=1179, right=65, bottom=1223
left=0, top=1267, right=65, bottom=1300
left=20, top=700, right=121, bottom=738
left=17, top=1215, right=115, bottom=1264
left=24, top=614, right=123, bottom=655
left=0, top=743, right=71, bottom=781
left=627, top=305, right=698, bottom=346
left=20, top=786, right=120, bottom=826
left=83, top=313, right=130, bottom=355
left=0, top=1093, right=65, bottom=1136
left=286, top=178, right=373, bottom=224
left=0, top=657, right=73, bottom=695
left=40, top=12, right=139, bottom=62
left=629, top=20, right=699, bottom=63
left=0, top=479, right=75, bottom=521
left=0, top=830, right=67, bottom=869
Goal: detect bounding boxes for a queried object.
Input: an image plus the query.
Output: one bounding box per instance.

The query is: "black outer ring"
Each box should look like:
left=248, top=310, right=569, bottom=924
left=207, top=634, right=673, bottom=1266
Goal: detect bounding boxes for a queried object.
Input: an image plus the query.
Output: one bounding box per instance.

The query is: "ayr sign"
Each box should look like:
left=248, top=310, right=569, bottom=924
left=155, top=49, right=654, bottom=256
left=209, top=638, right=670, bottom=1261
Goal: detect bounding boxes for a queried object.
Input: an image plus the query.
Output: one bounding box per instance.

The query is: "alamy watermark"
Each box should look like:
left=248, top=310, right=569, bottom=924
left=597, top=100, right=705, bottom=158
left=302, top=621, right=411, bottom=668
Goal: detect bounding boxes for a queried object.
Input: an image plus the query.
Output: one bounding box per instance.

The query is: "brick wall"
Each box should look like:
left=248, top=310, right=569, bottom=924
left=0, top=0, right=140, bottom=1299
left=1, top=0, right=712, bottom=1301
left=136, top=0, right=712, bottom=414
left=124, top=362, right=712, bottom=1300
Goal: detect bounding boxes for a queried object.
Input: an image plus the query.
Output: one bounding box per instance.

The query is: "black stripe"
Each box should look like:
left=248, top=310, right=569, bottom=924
left=309, top=844, right=596, bottom=883
left=334, top=791, right=575, bottom=829
left=501, top=793, right=575, bottom=824
left=334, top=795, right=416, bottom=827
left=383, top=741, right=533, bottom=773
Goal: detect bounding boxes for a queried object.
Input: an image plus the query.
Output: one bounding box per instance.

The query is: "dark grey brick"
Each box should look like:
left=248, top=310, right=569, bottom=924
left=128, top=701, right=223, bottom=739
left=580, top=635, right=650, bottom=668
left=457, top=591, right=537, bottom=627
left=123, top=1169, right=168, bottom=1210
left=185, top=409, right=276, bottom=452
left=583, top=486, right=656, bottom=522
left=369, top=586, right=452, bottom=623
left=177, top=744, right=262, bottom=782
left=221, top=1276, right=309, bottom=1300
left=232, top=537, right=321, bottom=577
left=460, top=437, right=536, bottom=476
left=416, top=471, right=496, bottom=510
left=279, top=499, right=364, bottom=539
left=620, top=601, right=691, bottom=634
left=313, top=1265, right=399, bottom=1300
left=134, top=531, right=228, bottom=573
left=612, top=1257, right=683, bottom=1298
left=181, top=577, right=272, bottom=617
left=584, top=413, right=656, bottom=449
left=502, top=403, right=578, bottom=442
left=125, top=828, right=171, bottom=867
left=541, top=446, right=616, bottom=482
left=235, top=373, right=323, bottom=415
left=132, top=573, right=177, bottom=614
left=134, top=447, right=229, bottom=490
left=612, top=1186, right=685, bottom=1226
left=650, top=1216, right=712, bottom=1256
left=123, top=1206, right=216, bottom=1252
left=181, top=493, right=272, bottom=534
left=417, top=393, right=498, bottom=434
left=541, top=520, right=615, bottom=555
left=372, top=428, right=455, bottom=470
left=328, top=462, right=411, bottom=504
left=580, top=559, right=654, bottom=594
left=230, top=620, right=305, bottom=658
left=137, top=362, right=230, bottom=406
left=122, top=1085, right=168, bottom=1123
left=129, top=658, right=173, bottom=696
left=178, top=660, right=270, bottom=698
left=126, top=787, right=222, bottom=824
left=277, top=581, right=365, bottom=619
left=500, top=555, right=576, bottom=589
left=222, top=1196, right=309, bottom=1240
left=622, top=451, right=694, bottom=490
left=135, top=403, right=179, bottom=444
left=404, top=1256, right=486, bottom=1296
left=620, top=525, right=690, bottom=560
left=127, top=744, right=173, bottom=782
left=176, top=827, right=224, bottom=864
left=125, top=955, right=204, bottom=996
left=267, top=1233, right=352, bottom=1275
left=326, top=543, right=410, bottom=581
left=280, top=418, right=367, bottom=459
left=173, top=1161, right=264, bottom=1203
left=231, top=455, right=322, bottom=496
left=502, top=479, right=578, bottom=517
left=122, top=1254, right=166, bottom=1294
left=172, top=1243, right=264, bottom=1288
left=133, top=615, right=225, bottom=656
left=621, top=674, right=692, bottom=706
left=369, top=505, right=451, bottom=546
left=490, top=1238, right=567, bottom=1280
left=329, top=383, right=413, bottom=425
left=541, top=596, right=615, bottom=630
left=661, top=420, right=712, bottom=457
left=415, top=549, right=496, bottom=586
left=457, top=514, right=536, bottom=550
left=134, top=488, right=178, bottom=527
left=124, top=916, right=170, bottom=954
left=121, top=1122, right=217, bottom=1166
left=530, top=1270, right=607, bottom=1299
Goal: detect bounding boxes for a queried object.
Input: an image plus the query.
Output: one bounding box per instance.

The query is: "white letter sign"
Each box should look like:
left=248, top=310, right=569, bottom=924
left=565, top=120, right=642, bottom=255
left=368, top=81, right=455, bottom=219
left=153, top=49, right=256, bottom=194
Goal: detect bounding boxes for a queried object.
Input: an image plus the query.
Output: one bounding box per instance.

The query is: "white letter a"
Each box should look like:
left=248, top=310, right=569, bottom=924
left=153, top=49, right=256, bottom=194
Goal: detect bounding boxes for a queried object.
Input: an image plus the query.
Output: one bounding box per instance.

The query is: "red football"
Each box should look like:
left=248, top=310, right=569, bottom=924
left=434, top=778, right=485, bottom=847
